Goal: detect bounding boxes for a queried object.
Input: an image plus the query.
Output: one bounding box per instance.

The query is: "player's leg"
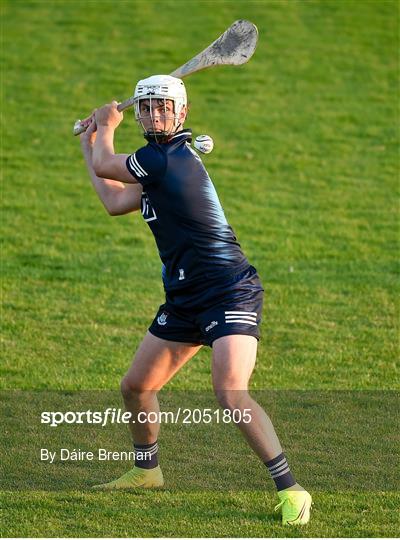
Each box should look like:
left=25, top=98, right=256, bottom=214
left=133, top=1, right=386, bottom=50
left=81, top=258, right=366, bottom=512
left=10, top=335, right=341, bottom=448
left=121, top=331, right=202, bottom=445
left=93, top=332, right=201, bottom=490
left=212, top=334, right=312, bottom=524
left=212, top=334, right=283, bottom=461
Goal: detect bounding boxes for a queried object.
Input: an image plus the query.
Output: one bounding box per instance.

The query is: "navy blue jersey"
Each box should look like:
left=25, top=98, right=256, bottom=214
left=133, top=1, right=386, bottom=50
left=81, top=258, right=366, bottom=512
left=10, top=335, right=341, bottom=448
left=126, top=129, right=249, bottom=292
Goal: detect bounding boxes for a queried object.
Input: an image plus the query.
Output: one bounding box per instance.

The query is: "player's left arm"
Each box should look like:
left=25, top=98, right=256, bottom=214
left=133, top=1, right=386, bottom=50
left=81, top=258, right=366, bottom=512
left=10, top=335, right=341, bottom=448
left=92, top=101, right=136, bottom=184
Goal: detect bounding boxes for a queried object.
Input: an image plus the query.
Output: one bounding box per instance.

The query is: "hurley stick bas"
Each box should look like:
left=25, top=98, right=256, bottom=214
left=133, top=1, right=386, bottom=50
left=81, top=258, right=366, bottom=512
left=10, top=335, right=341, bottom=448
left=73, top=19, right=258, bottom=136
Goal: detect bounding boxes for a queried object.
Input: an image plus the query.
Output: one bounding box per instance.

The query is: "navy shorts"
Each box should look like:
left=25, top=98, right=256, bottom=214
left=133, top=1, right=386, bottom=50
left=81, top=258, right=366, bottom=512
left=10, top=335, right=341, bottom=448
left=149, top=265, right=264, bottom=346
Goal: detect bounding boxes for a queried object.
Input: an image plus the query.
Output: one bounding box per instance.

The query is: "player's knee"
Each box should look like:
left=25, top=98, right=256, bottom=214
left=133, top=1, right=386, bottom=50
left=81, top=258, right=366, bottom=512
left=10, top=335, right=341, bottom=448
left=120, top=375, right=148, bottom=399
left=120, top=376, right=132, bottom=399
left=214, top=388, right=249, bottom=411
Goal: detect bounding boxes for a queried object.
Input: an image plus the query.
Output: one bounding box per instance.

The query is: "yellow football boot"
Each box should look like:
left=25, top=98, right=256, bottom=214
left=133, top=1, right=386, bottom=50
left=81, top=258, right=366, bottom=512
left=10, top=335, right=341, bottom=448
left=92, top=465, right=164, bottom=490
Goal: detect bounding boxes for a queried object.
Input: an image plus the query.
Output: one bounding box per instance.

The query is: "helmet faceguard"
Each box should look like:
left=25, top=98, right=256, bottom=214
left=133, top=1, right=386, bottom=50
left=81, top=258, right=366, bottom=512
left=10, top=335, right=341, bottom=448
left=133, top=75, right=187, bottom=143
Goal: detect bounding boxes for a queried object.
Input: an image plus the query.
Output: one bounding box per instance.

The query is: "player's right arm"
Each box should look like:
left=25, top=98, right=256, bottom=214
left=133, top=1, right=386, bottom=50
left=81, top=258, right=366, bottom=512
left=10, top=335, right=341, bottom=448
left=80, top=120, right=142, bottom=216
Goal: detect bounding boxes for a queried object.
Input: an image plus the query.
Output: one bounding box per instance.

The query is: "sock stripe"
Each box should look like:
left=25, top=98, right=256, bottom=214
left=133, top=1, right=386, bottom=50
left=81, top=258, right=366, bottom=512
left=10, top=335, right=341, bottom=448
left=135, top=442, right=157, bottom=452
left=134, top=442, right=158, bottom=450
left=265, top=452, right=296, bottom=491
left=271, top=466, right=290, bottom=478
left=269, top=461, right=289, bottom=475
left=268, top=457, right=286, bottom=471
left=135, top=448, right=158, bottom=457
left=134, top=440, right=159, bottom=469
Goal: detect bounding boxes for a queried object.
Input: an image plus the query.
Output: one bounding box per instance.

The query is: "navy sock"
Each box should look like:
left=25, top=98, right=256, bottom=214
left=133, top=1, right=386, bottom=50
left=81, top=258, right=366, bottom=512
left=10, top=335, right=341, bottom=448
left=265, top=452, right=296, bottom=491
left=134, top=441, right=158, bottom=469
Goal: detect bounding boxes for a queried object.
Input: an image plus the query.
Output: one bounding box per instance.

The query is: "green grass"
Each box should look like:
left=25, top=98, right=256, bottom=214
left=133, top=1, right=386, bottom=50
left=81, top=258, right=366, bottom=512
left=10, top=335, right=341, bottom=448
left=1, top=0, right=399, bottom=537
left=3, top=490, right=399, bottom=538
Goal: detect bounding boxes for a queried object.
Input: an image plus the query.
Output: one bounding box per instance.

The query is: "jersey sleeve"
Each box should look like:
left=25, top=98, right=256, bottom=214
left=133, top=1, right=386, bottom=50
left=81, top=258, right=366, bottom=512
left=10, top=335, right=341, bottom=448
left=126, top=144, right=167, bottom=186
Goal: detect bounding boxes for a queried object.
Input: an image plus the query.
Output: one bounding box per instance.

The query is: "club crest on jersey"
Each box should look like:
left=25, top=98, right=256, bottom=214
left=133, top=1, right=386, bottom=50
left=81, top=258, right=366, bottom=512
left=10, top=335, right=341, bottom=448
left=141, top=192, right=157, bottom=222
left=157, top=312, right=168, bottom=326
left=178, top=269, right=185, bottom=280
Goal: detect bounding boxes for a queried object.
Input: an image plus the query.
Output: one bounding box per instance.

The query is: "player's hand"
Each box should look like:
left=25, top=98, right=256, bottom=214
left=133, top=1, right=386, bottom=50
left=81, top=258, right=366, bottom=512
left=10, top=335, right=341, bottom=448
left=95, top=101, right=123, bottom=130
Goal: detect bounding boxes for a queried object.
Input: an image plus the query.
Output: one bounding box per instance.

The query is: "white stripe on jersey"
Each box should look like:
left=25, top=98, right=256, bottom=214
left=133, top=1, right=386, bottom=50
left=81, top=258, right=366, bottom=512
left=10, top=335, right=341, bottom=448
left=132, top=153, right=148, bottom=176
left=128, top=155, right=145, bottom=177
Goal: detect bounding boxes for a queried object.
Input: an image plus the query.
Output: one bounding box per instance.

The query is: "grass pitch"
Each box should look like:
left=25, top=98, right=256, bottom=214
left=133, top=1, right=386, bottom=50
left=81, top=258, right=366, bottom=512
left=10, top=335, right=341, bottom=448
left=1, top=0, right=399, bottom=537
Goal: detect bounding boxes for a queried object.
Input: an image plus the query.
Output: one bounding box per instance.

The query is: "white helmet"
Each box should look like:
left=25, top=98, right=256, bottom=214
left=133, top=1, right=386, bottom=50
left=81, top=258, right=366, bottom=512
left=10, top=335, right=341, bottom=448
left=133, top=75, right=187, bottom=140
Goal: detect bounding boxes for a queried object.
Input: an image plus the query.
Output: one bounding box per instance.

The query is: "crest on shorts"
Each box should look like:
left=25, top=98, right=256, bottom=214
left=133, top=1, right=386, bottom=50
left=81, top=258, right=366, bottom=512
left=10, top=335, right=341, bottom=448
left=157, top=312, right=168, bottom=326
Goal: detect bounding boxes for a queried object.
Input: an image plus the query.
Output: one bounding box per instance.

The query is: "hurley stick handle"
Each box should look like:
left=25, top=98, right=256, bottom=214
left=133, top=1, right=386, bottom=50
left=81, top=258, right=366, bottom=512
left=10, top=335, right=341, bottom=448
left=73, top=96, right=135, bottom=136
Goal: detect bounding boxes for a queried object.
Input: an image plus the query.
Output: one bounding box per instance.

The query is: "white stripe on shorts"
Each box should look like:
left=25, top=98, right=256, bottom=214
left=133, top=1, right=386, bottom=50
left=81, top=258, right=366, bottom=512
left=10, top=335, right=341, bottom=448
left=225, top=315, right=257, bottom=322
left=225, top=319, right=258, bottom=326
left=225, top=311, right=257, bottom=316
